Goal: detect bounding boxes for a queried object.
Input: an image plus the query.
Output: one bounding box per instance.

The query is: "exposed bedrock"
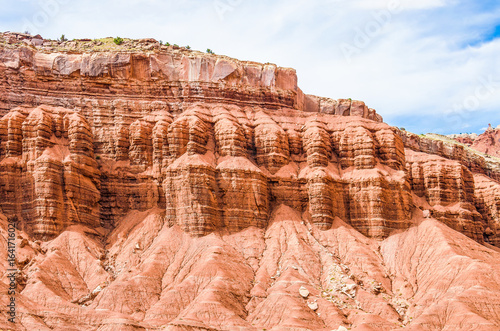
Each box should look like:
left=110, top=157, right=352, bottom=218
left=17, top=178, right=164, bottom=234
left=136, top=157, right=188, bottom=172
left=0, top=40, right=498, bottom=244
left=163, top=110, right=219, bottom=236
left=0, top=106, right=100, bottom=239
left=400, top=130, right=500, bottom=181
left=214, top=110, right=269, bottom=232
left=0, top=45, right=386, bottom=122
left=2, top=36, right=500, bottom=331
left=254, top=111, right=290, bottom=174
left=301, top=119, right=347, bottom=230
left=406, top=149, right=484, bottom=242
left=164, top=153, right=220, bottom=236
left=473, top=173, right=500, bottom=246
left=1, top=103, right=498, bottom=244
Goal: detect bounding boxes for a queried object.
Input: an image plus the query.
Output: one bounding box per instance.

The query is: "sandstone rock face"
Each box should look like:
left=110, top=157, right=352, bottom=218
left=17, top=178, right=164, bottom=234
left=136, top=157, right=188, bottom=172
left=406, top=149, right=484, bottom=242
left=0, top=40, right=383, bottom=123
left=448, top=126, right=500, bottom=159
left=0, top=106, right=100, bottom=239
left=400, top=130, right=500, bottom=181
left=0, top=98, right=406, bottom=240
left=474, top=173, right=500, bottom=246
left=1, top=100, right=493, bottom=245
left=471, top=126, right=500, bottom=158
left=1, top=35, right=500, bottom=331
left=0, top=101, right=496, bottom=244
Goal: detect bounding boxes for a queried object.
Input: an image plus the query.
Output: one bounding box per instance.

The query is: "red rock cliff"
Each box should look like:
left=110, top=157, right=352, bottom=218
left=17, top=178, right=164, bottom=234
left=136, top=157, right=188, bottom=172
left=1, top=33, right=500, bottom=331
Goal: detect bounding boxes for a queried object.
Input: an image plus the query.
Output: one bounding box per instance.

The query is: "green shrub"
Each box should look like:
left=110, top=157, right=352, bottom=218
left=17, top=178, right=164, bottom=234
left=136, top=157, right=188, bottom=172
left=60, top=34, right=67, bottom=42
left=186, top=45, right=191, bottom=49
left=206, top=48, right=214, bottom=54
left=165, top=42, right=170, bottom=46
left=113, top=37, right=124, bottom=45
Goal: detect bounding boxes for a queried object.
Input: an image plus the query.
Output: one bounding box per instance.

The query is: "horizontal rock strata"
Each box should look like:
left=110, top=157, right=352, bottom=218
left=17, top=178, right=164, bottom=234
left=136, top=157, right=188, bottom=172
left=1, top=33, right=500, bottom=331
left=0, top=35, right=497, bottom=245
left=0, top=102, right=495, bottom=245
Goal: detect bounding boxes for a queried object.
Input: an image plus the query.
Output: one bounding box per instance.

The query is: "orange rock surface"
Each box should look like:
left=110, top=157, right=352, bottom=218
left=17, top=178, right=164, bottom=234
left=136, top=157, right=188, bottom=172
left=472, top=127, right=500, bottom=158
left=449, top=125, right=500, bottom=158
left=1, top=33, right=500, bottom=330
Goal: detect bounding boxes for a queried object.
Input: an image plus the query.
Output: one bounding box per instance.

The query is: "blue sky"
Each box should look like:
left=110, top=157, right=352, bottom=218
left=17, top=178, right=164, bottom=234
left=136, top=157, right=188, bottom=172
left=1, top=0, right=499, bottom=134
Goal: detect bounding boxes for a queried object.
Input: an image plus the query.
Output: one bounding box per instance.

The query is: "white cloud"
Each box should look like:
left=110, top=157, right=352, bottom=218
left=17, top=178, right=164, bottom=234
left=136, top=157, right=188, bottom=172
left=354, top=0, right=448, bottom=11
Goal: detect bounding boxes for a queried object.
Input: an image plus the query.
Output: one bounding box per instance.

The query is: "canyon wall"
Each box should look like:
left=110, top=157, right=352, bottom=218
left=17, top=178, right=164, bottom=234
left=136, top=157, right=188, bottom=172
left=0, top=34, right=498, bottom=245
left=0, top=38, right=382, bottom=120
left=0, top=103, right=411, bottom=240
left=1, top=33, right=500, bottom=331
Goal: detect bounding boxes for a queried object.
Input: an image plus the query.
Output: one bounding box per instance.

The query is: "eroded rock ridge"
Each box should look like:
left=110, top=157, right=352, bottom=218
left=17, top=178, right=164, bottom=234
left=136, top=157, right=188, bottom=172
left=1, top=33, right=500, bottom=331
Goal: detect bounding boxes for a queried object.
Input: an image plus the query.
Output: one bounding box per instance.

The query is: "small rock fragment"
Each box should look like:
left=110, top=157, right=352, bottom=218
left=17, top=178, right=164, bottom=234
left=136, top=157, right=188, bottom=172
left=342, top=283, right=357, bottom=298
left=308, top=301, right=318, bottom=310
left=299, top=286, right=309, bottom=298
